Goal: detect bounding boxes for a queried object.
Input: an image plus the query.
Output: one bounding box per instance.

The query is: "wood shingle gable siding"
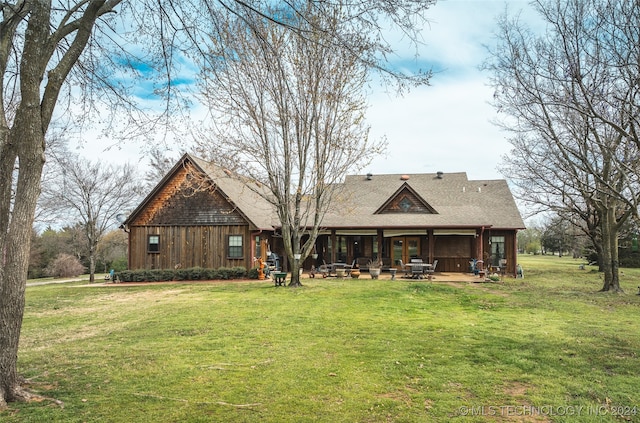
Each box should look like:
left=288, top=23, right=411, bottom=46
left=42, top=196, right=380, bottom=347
left=148, top=185, right=246, bottom=226
left=130, top=162, right=247, bottom=227
left=375, top=182, right=438, bottom=214
left=129, top=165, right=193, bottom=226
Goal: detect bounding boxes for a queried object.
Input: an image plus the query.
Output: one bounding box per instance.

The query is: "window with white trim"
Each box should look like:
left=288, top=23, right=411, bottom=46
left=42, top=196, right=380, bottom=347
left=228, top=235, right=243, bottom=259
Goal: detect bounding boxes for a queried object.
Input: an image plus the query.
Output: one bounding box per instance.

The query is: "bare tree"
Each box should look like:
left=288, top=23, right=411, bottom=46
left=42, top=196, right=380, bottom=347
left=96, top=229, right=129, bottom=272
left=145, top=147, right=179, bottom=190
left=485, top=0, right=640, bottom=292
left=40, top=152, right=144, bottom=282
left=195, top=3, right=388, bottom=286
left=0, top=0, right=434, bottom=408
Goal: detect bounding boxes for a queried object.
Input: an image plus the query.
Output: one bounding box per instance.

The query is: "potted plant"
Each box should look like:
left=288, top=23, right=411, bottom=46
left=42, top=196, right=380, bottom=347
left=368, top=259, right=382, bottom=279
left=349, top=263, right=360, bottom=278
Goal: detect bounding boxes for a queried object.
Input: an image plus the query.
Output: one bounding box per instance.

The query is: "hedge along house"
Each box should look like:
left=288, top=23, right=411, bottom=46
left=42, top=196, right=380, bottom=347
left=123, top=154, right=526, bottom=276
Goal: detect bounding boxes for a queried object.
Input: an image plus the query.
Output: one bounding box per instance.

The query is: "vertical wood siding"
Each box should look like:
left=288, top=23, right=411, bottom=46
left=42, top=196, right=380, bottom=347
left=128, top=225, right=252, bottom=270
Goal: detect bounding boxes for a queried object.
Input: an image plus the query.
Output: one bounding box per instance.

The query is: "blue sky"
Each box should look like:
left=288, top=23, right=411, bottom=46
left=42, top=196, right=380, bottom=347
left=72, top=0, right=537, bottom=182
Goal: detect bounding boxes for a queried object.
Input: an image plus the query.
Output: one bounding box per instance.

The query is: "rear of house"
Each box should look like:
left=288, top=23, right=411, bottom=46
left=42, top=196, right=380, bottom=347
left=124, top=154, right=525, bottom=277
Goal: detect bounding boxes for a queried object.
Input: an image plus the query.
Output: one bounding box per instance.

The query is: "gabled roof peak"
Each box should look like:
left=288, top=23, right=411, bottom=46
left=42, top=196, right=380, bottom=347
left=375, top=182, right=438, bottom=215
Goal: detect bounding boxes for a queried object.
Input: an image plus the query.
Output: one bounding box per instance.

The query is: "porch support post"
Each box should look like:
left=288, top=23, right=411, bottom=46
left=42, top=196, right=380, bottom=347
left=511, top=230, right=518, bottom=277
left=478, top=227, right=485, bottom=264
left=330, top=230, right=337, bottom=263
left=428, top=229, right=434, bottom=263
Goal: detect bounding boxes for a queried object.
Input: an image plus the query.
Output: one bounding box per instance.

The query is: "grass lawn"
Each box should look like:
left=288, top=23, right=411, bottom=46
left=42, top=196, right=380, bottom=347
left=4, top=255, right=640, bottom=422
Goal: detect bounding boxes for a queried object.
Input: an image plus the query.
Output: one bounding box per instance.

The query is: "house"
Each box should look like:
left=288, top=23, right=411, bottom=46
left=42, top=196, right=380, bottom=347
left=123, top=154, right=525, bottom=276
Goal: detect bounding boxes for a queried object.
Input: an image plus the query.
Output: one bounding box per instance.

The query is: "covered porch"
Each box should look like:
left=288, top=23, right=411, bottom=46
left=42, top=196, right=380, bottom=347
left=302, top=227, right=518, bottom=277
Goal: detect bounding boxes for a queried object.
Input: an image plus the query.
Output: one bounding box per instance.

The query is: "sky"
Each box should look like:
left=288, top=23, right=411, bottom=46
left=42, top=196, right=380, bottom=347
left=365, top=0, right=535, bottom=181
left=71, top=0, right=536, bottom=182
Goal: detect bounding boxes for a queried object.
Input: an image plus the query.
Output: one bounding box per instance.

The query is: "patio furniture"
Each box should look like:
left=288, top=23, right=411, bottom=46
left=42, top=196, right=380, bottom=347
left=273, top=272, right=287, bottom=286
left=411, top=263, right=425, bottom=279
left=426, top=259, right=438, bottom=279
left=499, top=259, right=507, bottom=278
left=355, top=257, right=371, bottom=270
left=310, top=262, right=331, bottom=278
left=312, top=262, right=352, bottom=278
left=397, top=260, right=410, bottom=277
left=408, top=262, right=432, bottom=279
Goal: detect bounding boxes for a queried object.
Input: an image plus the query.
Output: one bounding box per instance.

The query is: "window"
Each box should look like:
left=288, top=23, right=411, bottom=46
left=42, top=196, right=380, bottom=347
left=399, top=196, right=412, bottom=212
left=228, top=235, right=243, bottom=259
left=490, top=236, right=505, bottom=266
left=148, top=235, right=160, bottom=253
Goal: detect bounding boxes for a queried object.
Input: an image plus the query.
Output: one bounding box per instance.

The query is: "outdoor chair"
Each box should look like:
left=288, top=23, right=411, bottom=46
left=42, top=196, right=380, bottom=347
left=356, top=257, right=370, bottom=270
left=426, top=259, right=438, bottom=276
left=397, top=259, right=409, bottom=277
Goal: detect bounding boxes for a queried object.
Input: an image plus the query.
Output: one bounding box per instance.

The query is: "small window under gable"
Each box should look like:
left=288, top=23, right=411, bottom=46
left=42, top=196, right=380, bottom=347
left=375, top=182, right=437, bottom=214
left=148, top=235, right=160, bottom=253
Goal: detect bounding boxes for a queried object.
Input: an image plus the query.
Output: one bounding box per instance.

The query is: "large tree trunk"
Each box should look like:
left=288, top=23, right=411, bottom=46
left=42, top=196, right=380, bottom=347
left=89, top=240, right=96, bottom=283
left=0, top=112, right=46, bottom=408
left=600, top=207, right=622, bottom=292
left=288, top=260, right=302, bottom=287
left=1, top=0, right=52, bottom=405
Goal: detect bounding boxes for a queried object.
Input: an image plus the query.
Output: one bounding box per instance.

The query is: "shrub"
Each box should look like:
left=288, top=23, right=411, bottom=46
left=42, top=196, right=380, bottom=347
left=113, top=266, right=250, bottom=282
left=216, top=267, right=232, bottom=280
left=116, top=270, right=135, bottom=282
left=189, top=267, right=205, bottom=280
left=145, top=269, right=174, bottom=282
left=46, top=253, right=86, bottom=278
left=620, top=252, right=640, bottom=268
left=174, top=268, right=190, bottom=281
left=231, top=266, right=247, bottom=278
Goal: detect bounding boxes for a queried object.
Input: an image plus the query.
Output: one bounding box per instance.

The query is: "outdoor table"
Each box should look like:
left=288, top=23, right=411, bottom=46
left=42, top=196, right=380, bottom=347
left=328, top=263, right=351, bottom=277
left=407, top=263, right=432, bottom=279
left=273, top=272, right=287, bottom=286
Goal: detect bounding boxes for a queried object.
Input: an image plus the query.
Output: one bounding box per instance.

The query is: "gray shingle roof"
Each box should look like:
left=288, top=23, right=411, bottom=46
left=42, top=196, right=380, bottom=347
left=320, top=172, right=525, bottom=229
left=131, top=154, right=524, bottom=231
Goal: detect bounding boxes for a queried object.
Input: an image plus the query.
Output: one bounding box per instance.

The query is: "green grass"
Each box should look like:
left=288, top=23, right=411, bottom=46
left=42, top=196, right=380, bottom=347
left=5, top=255, right=640, bottom=422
